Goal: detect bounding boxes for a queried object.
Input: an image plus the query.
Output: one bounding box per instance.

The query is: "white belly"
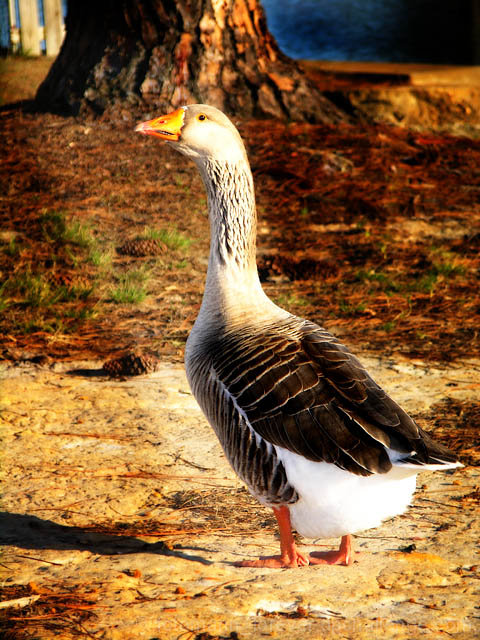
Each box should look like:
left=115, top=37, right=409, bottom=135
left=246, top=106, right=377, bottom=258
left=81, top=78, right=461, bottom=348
left=274, top=445, right=418, bottom=538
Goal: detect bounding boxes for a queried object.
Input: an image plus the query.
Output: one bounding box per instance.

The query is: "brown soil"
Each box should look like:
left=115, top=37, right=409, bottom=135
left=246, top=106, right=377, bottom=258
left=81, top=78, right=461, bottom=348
left=0, top=57, right=54, bottom=107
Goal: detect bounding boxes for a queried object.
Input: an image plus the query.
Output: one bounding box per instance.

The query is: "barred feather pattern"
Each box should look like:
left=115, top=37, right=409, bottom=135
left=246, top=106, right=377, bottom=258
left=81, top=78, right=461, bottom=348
left=202, top=158, right=256, bottom=268
left=186, top=313, right=458, bottom=506
left=187, top=349, right=298, bottom=505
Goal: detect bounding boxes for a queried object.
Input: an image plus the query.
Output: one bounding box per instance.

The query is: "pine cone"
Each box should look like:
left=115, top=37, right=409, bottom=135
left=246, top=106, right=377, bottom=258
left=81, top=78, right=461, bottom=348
left=117, top=238, right=162, bottom=257
left=102, top=353, right=160, bottom=377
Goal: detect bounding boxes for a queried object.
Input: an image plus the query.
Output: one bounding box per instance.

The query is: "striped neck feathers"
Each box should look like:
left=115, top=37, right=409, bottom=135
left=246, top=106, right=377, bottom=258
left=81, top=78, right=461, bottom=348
left=201, top=157, right=257, bottom=272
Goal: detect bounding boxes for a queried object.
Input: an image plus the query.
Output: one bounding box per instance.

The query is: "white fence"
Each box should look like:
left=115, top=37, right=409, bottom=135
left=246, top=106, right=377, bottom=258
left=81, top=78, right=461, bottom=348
left=8, top=0, right=64, bottom=56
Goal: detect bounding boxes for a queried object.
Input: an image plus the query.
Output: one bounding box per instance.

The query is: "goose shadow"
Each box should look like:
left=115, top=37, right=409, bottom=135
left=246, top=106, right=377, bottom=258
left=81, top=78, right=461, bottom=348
left=65, top=367, right=109, bottom=378
left=0, top=512, right=212, bottom=565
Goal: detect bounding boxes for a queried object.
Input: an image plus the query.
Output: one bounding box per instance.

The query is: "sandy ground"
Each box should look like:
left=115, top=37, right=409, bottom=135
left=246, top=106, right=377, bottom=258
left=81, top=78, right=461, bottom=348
left=1, top=355, right=479, bottom=639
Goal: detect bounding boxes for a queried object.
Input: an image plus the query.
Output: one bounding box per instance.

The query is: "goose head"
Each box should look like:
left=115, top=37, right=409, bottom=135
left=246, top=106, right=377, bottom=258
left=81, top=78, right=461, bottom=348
left=135, top=104, right=248, bottom=166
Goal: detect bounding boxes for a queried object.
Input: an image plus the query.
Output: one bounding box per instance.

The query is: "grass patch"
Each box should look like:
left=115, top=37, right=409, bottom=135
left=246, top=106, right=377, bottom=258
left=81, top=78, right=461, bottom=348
left=354, top=256, right=467, bottom=298
left=300, top=206, right=309, bottom=218
left=338, top=299, right=367, bottom=315
left=431, top=261, right=466, bottom=278
left=407, top=257, right=467, bottom=295
left=0, top=282, right=8, bottom=312
left=274, top=293, right=309, bottom=308
left=89, top=246, right=113, bottom=269
left=413, top=272, right=438, bottom=294
left=109, top=284, right=147, bottom=305
left=63, top=220, right=96, bottom=248
left=40, top=209, right=69, bottom=243
left=16, top=316, right=66, bottom=334
left=0, top=210, right=109, bottom=336
left=108, top=268, right=150, bottom=304
left=164, top=258, right=189, bottom=271
left=13, top=271, right=57, bottom=307
left=142, top=226, right=192, bottom=252
left=41, top=210, right=96, bottom=249
left=7, top=301, right=98, bottom=335
left=355, top=269, right=400, bottom=293
left=2, top=237, right=20, bottom=257
left=6, top=270, right=95, bottom=308
left=381, top=320, right=396, bottom=332
left=41, top=209, right=110, bottom=267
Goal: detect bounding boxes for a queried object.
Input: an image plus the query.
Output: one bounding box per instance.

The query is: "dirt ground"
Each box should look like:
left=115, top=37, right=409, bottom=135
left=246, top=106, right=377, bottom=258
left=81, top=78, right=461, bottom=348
left=1, top=356, right=479, bottom=639
left=0, top=58, right=479, bottom=639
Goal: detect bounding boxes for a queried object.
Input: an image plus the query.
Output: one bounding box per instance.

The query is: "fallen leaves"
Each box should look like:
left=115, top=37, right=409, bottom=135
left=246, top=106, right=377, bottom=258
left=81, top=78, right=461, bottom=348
left=1, top=107, right=479, bottom=364
left=0, top=582, right=100, bottom=638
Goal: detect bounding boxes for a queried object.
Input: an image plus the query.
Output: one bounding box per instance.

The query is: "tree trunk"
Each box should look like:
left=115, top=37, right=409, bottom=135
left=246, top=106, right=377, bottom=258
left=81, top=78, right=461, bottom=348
left=36, top=0, right=344, bottom=123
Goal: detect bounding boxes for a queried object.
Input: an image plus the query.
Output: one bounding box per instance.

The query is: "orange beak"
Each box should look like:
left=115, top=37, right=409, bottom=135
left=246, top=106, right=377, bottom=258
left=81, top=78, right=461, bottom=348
left=135, top=107, right=186, bottom=141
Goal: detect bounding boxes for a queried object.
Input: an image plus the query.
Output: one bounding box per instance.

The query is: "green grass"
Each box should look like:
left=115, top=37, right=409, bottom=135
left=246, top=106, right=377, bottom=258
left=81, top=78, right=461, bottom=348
left=408, top=260, right=465, bottom=295
left=413, top=272, right=438, bottom=294
left=17, top=317, right=65, bottom=334
left=63, top=221, right=96, bottom=248
left=355, top=269, right=400, bottom=293
left=142, top=226, right=192, bottom=252
left=41, top=210, right=96, bottom=249
left=431, top=261, right=466, bottom=278
left=11, top=271, right=58, bottom=308
left=300, top=206, right=309, bottom=218
left=378, top=241, right=388, bottom=259
left=354, top=255, right=466, bottom=298
left=108, top=268, right=150, bottom=304
left=7, top=301, right=98, bottom=335
left=381, top=320, right=396, bottom=332
left=338, top=299, right=367, bottom=315
left=3, top=212, right=162, bottom=320
left=0, top=210, right=112, bottom=334
left=14, top=309, right=96, bottom=335
left=109, top=284, right=147, bottom=304
left=22, top=273, right=57, bottom=307
left=274, top=293, right=309, bottom=308
left=3, top=237, right=20, bottom=257
left=0, top=283, right=8, bottom=313
left=89, top=246, right=113, bottom=269
left=6, top=270, right=94, bottom=308
left=40, top=209, right=113, bottom=269
left=40, top=210, right=68, bottom=242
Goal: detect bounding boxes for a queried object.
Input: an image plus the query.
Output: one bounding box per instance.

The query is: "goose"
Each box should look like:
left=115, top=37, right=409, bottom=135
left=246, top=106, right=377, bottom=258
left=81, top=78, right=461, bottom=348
left=135, top=105, right=461, bottom=568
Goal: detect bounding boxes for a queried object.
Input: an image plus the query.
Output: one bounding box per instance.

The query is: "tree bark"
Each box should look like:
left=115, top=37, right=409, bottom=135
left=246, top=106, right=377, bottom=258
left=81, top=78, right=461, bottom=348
left=36, top=0, right=345, bottom=123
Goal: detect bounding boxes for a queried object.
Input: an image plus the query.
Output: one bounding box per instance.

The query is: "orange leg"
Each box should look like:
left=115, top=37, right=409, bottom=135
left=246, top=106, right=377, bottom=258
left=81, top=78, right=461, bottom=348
left=234, top=505, right=309, bottom=568
left=309, top=534, right=354, bottom=566
left=235, top=506, right=355, bottom=568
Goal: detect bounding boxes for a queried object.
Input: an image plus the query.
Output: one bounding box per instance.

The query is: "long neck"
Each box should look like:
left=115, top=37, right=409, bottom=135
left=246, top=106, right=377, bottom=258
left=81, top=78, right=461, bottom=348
left=196, top=157, right=271, bottom=324
left=202, top=157, right=257, bottom=271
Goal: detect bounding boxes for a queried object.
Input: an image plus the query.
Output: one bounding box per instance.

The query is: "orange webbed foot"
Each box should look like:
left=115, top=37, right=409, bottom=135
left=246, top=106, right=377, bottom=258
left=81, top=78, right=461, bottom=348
left=234, top=549, right=309, bottom=568
left=309, top=534, right=355, bottom=566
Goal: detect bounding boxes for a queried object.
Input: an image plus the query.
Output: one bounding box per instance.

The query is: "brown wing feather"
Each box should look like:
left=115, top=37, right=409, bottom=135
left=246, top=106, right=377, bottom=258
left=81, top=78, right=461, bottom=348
left=208, top=317, right=455, bottom=476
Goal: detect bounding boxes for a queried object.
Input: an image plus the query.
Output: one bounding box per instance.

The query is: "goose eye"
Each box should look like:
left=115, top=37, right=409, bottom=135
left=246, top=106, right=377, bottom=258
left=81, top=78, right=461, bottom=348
left=197, top=114, right=207, bottom=121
